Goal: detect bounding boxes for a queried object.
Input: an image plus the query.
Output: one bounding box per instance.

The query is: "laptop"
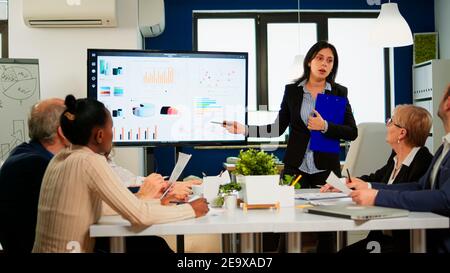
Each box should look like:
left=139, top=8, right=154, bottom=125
left=306, top=204, right=409, bottom=220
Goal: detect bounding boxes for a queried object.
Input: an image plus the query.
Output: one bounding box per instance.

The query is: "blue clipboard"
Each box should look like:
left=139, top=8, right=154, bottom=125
left=310, top=93, right=347, bottom=153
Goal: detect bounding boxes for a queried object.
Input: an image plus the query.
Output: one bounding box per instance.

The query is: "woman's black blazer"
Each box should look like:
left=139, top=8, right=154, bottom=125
left=359, top=146, right=433, bottom=184
left=248, top=82, right=358, bottom=175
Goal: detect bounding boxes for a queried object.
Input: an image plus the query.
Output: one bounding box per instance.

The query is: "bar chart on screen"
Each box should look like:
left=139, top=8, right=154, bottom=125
left=114, top=126, right=158, bottom=141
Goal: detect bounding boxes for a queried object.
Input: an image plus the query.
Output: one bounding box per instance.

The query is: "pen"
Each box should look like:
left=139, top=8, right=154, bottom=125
left=211, top=121, right=233, bottom=126
left=346, top=169, right=356, bottom=190
left=290, top=174, right=302, bottom=187
left=346, top=169, right=352, bottom=183
left=210, top=121, right=224, bottom=125
left=160, top=181, right=175, bottom=199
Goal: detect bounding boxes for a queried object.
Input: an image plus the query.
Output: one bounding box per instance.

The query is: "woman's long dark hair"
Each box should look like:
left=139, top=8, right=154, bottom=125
left=60, top=95, right=108, bottom=145
left=294, top=40, right=339, bottom=86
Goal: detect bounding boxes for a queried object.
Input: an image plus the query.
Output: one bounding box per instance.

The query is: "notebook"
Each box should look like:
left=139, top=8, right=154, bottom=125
left=306, top=204, right=409, bottom=220
left=310, top=93, right=347, bottom=153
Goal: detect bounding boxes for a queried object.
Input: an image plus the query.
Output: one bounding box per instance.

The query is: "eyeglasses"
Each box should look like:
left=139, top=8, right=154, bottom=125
left=386, top=117, right=403, bottom=129
left=313, top=54, right=334, bottom=64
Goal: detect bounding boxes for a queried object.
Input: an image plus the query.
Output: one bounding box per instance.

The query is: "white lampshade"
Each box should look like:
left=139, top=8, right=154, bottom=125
left=289, top=54, right=305, bottom=82
left=370, top=3, right=413, bottom=47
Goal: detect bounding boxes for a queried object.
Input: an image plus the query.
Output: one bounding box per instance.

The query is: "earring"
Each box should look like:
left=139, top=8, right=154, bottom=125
left=397, top=138, right=400, bottom=144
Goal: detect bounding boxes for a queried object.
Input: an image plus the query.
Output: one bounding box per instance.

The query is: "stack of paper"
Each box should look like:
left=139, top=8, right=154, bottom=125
left=295, top=192, right=349, bottom=200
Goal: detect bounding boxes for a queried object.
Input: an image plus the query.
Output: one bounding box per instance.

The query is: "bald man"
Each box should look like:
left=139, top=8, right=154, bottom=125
left=0, top=98, right=68, bottom=253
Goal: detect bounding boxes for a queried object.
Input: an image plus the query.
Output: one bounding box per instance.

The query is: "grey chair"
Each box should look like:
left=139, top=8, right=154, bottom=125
left=342, top=122, right=392, bottom=177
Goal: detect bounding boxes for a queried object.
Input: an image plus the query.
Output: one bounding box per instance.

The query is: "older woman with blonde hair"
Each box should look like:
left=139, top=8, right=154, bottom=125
left=322, top=104, right=433, bottom=252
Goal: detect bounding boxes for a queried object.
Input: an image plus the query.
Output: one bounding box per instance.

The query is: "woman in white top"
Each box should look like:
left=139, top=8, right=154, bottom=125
left=33, top=95, right=209, bottom=253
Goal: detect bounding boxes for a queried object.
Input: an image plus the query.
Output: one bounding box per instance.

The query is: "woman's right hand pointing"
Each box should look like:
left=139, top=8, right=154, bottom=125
left=222, top=121, right=246, bottom=135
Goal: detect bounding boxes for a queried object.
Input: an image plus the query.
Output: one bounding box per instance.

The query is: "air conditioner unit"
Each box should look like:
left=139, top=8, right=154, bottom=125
left=23, top=0, right=117, bottom=28
left=138, top=0, right=165, bottom=37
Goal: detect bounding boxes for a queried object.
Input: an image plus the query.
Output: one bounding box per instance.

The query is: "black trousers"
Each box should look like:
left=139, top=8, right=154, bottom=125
left=282, top=166, right=332, bottom=188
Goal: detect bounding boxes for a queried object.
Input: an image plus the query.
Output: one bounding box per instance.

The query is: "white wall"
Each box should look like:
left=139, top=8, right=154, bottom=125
left=435, top=0, right=450, bottom=60
left=8, top=0, right=144, bottom=175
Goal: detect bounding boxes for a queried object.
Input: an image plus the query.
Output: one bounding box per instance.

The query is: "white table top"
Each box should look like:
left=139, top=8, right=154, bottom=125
left=90, top=206, right=449, bottom=238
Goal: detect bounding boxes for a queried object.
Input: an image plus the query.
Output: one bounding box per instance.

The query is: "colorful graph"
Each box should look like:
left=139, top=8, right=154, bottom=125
left=99, top=86, right=111, bottom=96
left=199, top=67, right=239, bottom=88
left=194, top=97, right=223, bottom=115
left=114, top=126, right=158, bottom=141
left=195, top=98, right=221, bottom=109
left=143, top=67, right=174, bottom=84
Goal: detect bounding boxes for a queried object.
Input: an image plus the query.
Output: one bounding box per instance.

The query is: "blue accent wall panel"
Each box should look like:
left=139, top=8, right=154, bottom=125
left=143, top=0, right=435, bottom=176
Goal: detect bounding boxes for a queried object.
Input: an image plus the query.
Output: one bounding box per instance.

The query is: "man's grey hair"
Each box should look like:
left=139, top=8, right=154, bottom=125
left=28, top=101, right=66, bottom=143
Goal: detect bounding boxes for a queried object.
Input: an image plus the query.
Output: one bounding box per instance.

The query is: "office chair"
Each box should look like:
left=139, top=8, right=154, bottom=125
left=342, top=122, right=392, bottom=177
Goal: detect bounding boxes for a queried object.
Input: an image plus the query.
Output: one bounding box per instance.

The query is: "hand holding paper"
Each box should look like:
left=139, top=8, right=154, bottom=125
left=325, top=171, right=352, bottom=195
left=160, top=152, right=192, bottom=199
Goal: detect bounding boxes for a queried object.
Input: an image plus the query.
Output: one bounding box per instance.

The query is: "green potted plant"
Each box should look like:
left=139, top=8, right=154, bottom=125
left=233, top=149, right=280, bottom=205
left=218, top=182, right=241, bottom=209
left=234, top=148, right=278, bottom=176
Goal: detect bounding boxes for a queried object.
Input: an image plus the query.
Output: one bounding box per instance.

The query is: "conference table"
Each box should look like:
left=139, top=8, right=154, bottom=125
left=90, top=194, right=449, bottom=253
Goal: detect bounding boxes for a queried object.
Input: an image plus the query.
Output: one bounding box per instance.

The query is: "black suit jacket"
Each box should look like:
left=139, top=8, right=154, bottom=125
left=0, top=141, right=53, bottom=253
left=248, top=83, right=358, bottom=175
left=359, top=146, right=433, bottom=184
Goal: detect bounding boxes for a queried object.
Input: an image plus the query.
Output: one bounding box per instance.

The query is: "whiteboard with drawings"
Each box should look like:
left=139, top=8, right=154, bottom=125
left=0, top=58, right=40, bottom=164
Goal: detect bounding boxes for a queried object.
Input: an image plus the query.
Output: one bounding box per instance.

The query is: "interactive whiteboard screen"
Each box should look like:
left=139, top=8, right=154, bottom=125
left=87, top=49, right=247, bottom=146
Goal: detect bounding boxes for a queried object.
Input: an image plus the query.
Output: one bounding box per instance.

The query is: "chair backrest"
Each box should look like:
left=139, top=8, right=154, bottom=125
left=342, top=122, right=392, bottom=177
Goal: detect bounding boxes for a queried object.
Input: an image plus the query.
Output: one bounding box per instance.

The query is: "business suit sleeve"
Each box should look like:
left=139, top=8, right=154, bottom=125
left=374, top=165, right=450, bottom=211
left=372, top=181, right=422, bottom=191
left=247, top=87, right=290, bottom=138
left=375, top=183, right=450, bottom=212
left=323, top=87, right=358, bottom=141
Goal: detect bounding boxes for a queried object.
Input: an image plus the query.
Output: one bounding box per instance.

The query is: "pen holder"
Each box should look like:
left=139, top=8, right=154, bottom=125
left=224, top=194, right=237, bottom=210
left=278, top=185, right=295, bottom=207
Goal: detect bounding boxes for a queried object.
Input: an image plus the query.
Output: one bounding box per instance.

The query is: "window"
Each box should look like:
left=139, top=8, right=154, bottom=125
left=0, top=21, right=7, bottom=58
left=328, top=18, right=385, bottom=124
left=267, top=23, right=317, bottom=111
left=194, top=11, right=388, bottom=142
left=197, top=18, right=257, bottom=111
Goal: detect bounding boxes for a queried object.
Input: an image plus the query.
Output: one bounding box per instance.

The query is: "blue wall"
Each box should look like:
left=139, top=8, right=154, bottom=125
left=144, top=0, right=435, bottom=177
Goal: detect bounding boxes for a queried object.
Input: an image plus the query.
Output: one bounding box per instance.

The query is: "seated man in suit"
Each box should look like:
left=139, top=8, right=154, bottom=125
left=349, top=85, right=450, bottom=253
left=0, top=99, right=68, bottom=253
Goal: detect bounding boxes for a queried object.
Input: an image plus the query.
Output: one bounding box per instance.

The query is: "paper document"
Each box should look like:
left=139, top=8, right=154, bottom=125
left=295, top=192, right=349, bottom=200
left=160, top=152, right=192, bottom=199
left=218, top=170, right=231, bottom=184
left=326, top=172, right=352, bottom=195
